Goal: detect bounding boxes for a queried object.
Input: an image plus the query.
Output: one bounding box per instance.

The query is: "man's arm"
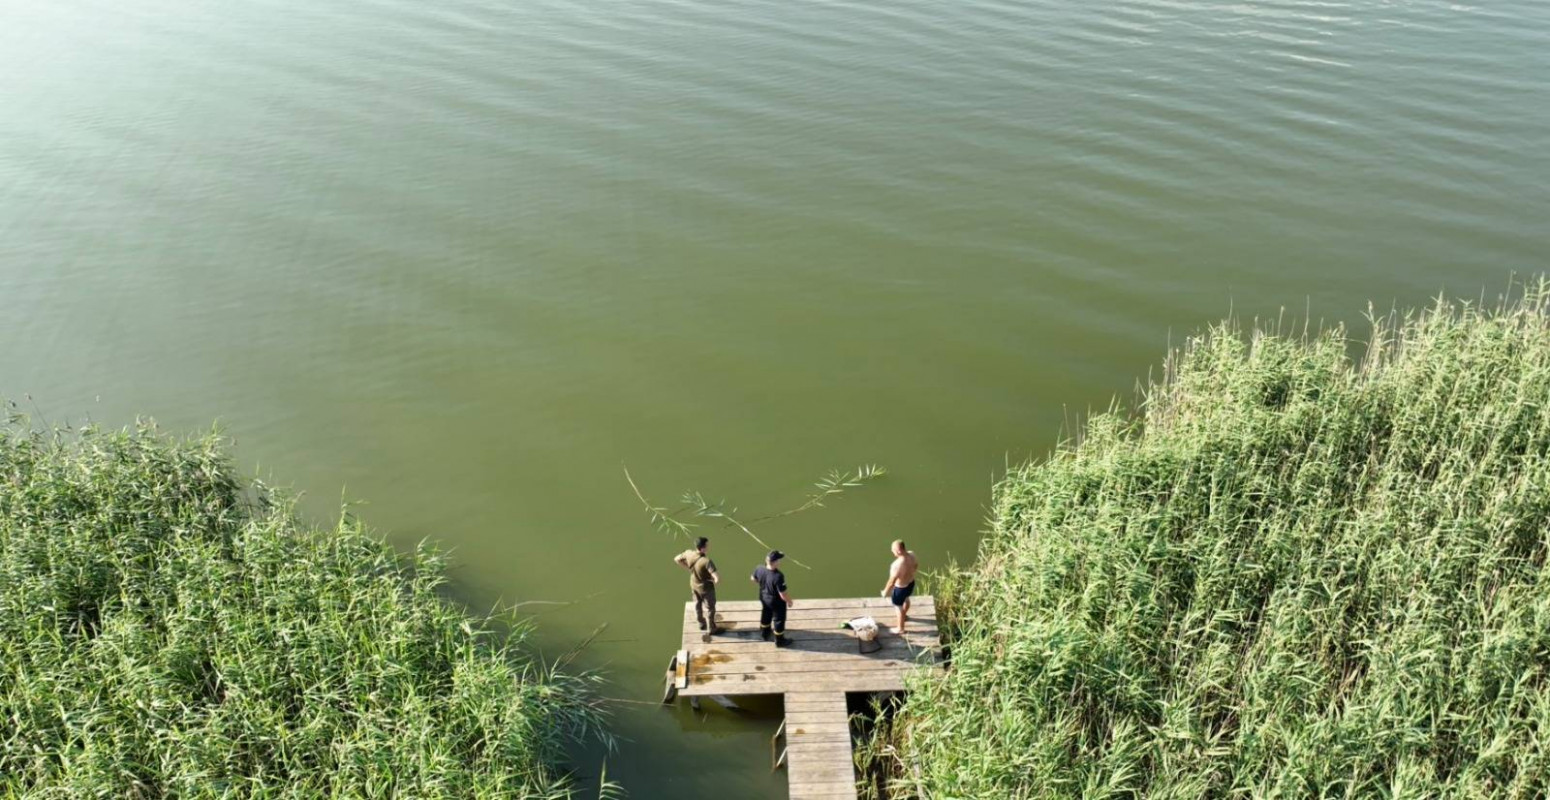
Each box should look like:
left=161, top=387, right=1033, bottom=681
left=711, top=568, right=720, bottom=585
left=673, top=552, right=691, bottom=571
left=780, top=590, right=794, bottom=607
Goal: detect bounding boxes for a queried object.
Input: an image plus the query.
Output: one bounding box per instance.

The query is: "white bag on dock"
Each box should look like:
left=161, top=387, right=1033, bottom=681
left=846, top=616, right=879, bottom=642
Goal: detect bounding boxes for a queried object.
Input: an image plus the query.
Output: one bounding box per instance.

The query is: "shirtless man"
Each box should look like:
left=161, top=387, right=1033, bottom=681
left=880, top=540, right=918, bottom=635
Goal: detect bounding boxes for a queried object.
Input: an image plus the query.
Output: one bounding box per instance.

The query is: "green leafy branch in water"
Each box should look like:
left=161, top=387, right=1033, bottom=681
left=622, top=464, right=887, bottom=570
left=752, top=463, right=888, bottom=523
left=622, top=466, right=697, bottom=541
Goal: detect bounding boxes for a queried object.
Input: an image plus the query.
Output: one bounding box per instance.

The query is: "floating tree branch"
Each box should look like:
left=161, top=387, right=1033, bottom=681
left=751, top=464, right=888, bottom=524
left=623, top=465, right=697, bottom=540
left=679, top=491, right=808, bottom=569
left=623, top=463, right=888, bottom=571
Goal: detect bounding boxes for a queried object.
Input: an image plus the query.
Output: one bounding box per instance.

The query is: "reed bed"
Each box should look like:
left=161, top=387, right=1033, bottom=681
left=0, top=422, right=608, bottom=798
left=874, top=284, right=1550, bottom=798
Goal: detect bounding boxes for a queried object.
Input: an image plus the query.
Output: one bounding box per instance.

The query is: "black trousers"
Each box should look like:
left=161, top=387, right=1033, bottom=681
left=759, top=597, right=787, bottom=635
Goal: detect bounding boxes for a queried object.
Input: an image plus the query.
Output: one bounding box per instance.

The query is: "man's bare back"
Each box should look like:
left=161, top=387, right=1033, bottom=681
left=891, top=551, right=918, bottom=588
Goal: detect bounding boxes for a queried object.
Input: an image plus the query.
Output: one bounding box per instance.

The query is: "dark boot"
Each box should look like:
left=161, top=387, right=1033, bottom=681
left=774, top=634, right=792, bottom=648
left=698, top=620, right=707, bottom=631
left=761, top=626, right=773, bottom=642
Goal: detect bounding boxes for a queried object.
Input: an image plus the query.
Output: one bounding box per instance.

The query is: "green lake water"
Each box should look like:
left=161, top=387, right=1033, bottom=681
left=2, top=0, right=1547, bottom=794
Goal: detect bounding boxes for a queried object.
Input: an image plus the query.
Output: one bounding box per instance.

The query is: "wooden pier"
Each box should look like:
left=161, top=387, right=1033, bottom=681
left=665, top=597, right=941, bottom=800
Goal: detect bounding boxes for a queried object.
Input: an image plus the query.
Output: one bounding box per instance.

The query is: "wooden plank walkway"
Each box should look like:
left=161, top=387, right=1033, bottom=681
left=784, top=692, right=857, bottom=799
left=667, top=596, right=941, bottom=800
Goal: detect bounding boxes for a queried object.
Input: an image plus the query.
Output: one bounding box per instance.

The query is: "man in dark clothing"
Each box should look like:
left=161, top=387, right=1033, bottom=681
left=673, top=536, right=721, bottom=634
left=751, top=550, right=794, bottom=647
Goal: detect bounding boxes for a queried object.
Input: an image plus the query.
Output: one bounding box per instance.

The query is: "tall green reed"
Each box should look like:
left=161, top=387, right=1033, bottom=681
left=873, top=281, right=1550, bottom=799
left=0, top=421, right=608, bottom=798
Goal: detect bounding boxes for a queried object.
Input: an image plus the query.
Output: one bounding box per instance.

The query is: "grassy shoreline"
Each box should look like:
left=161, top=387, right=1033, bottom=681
left=0, top=421, right=608, bottom=798
left=873, top=284, right=1550, bottom=798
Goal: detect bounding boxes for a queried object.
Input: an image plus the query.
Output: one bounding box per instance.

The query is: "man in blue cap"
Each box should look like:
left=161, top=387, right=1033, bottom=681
left=751, top=550, right=794, bottom=648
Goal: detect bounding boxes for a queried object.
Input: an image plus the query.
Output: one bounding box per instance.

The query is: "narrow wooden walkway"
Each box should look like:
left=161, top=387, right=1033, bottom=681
left=666, top=596, right=941, bottom=800
left=783, top=692, right=858, bottom=799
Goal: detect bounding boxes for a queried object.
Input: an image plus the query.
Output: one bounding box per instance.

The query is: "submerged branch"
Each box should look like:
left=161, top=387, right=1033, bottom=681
left=682, top=492, right=810, bottom=570
left=623, top=464, right=697, bottom=541
left=624, top=464, right=887, bottom=570
left=750, top=464, right=888, bottom=524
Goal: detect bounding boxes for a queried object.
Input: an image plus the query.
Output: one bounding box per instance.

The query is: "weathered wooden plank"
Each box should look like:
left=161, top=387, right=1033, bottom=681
left=688, top=657, right=905, bottom=675
left=789, top=765, right=854, bottom=778
left=692, top=604, right=934, bottom=623
left=690, top=625, right=938, bottom=642
left=788, top=722, right=850, bottom=734
left=680, top=640, right=937, bottom=656
left=700, top=613, right=932, bottom=628
left=783, top=700, right=848, bottom=711
left=789, top=785, right=858, bottom=800
left=682, top=599, right=937, bottom=644
left=688, top=595, right=930, bottom=617
left=788, top=763, right=856, bottom=783
left=785, top=710, right=849, bottom=723
left=788, top=759, right=855, bottom=776
left=694, top=617, right=937, bottom=634
left=788, top=739, right=852, bottom=749
left=684, top=632, right=939, bottom=650
left=784, top=694, right=846, bottom=711
left=685, top=613, right=936, bottom=629
left=790, top=772, right=858, bottom=784
left=683, top=632, right=940, bottom=652
left=681, top=639, right=938, bottom=656
left=684, top=625, right=938, bottom=643
left=785, top=692, right=843, bottom=701
left=789, top=782, right=859, bottom=794
left=787, top=720, right=849, bottom=730
left=783, top=706, right=850, bottom=716
left=787, top=722, right=850, bottom=731
left=788, top=733, right=852, bottom=745
left=692, top=645, right=936, bottom=662
left=682, top=646, right=938, bottom=664
left=689, top=597, right=934, bottom=613
left=694, top=663, right=918, bottom=680
left=787, top=727, right=848, bottom=737
left=693, top=621, right=926, bottom=638
left=685, top=611, right=935, bottom=628
left=783, top=698, right=856, bottom=709
left=682, top=671, right=914, bottom=696
left=691, top=646, right=935, bottom=665
left=688, top=671, right=910, bottom=690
